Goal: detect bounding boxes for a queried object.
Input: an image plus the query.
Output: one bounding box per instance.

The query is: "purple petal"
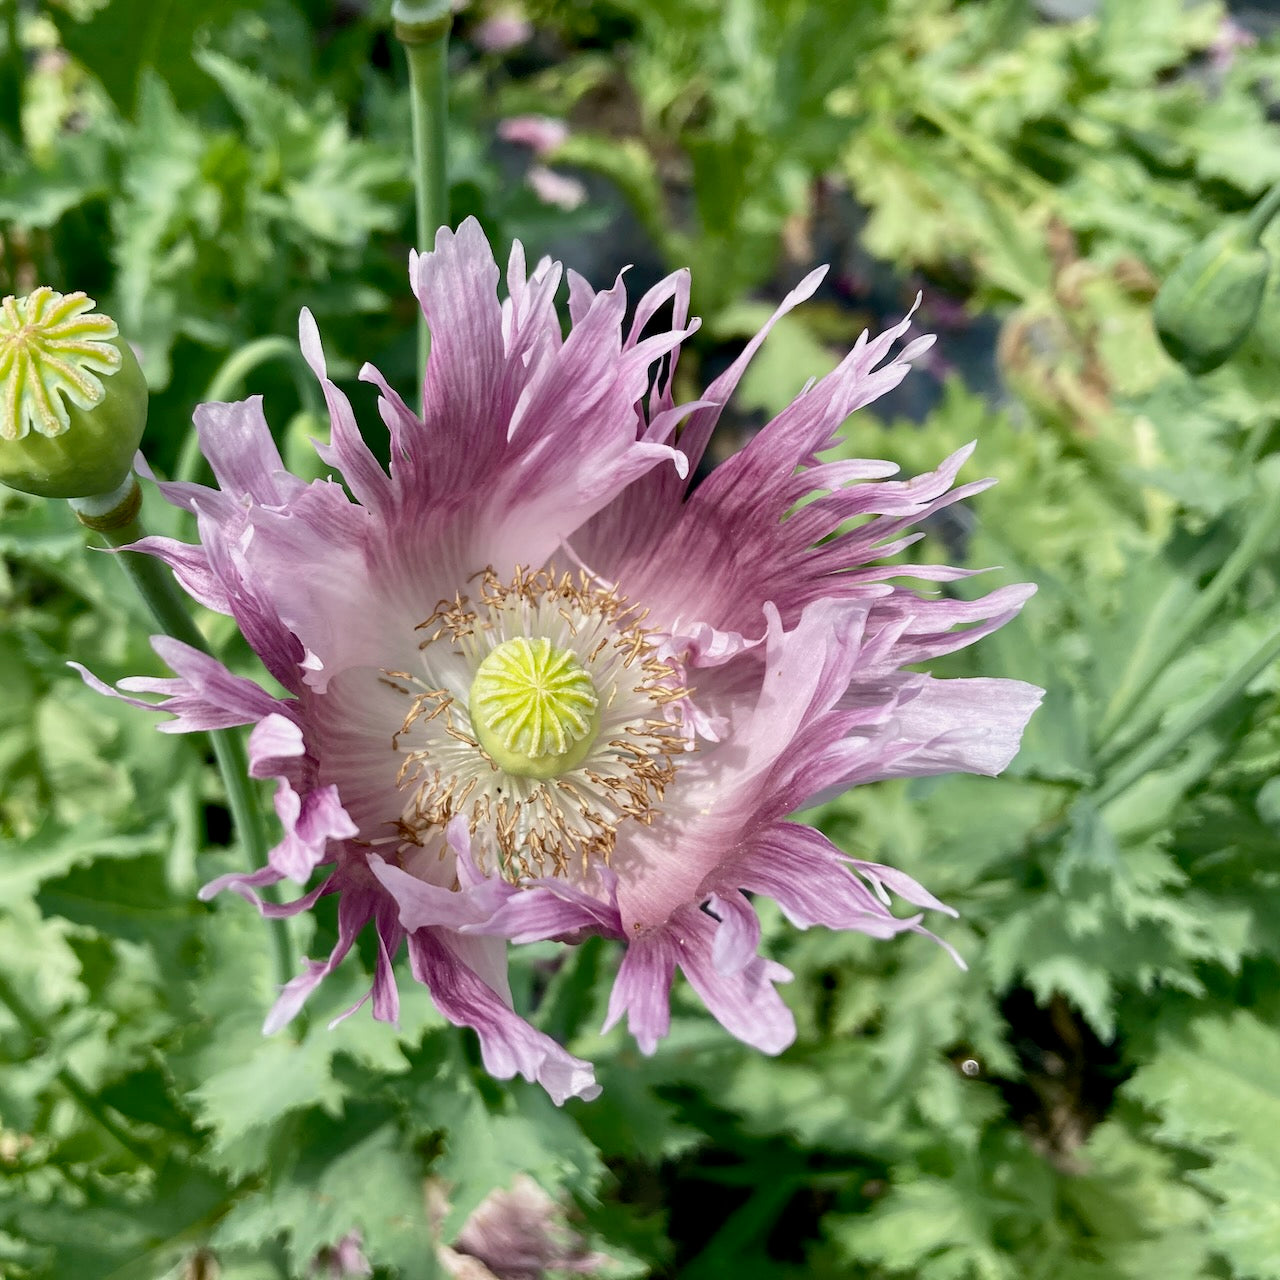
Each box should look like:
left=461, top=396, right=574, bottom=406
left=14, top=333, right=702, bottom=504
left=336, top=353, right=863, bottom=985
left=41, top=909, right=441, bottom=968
left=262, top=879, right=386, bottom=1034
left=73, top=638, right=287, bottom=733
left=299, top=307, right=393, bottom=518
left=468, top=872, right=623, bottom=944
left=737, top=823, right=932, bottom=936
left=669, top=908, right=795, bottom=1054
left=706, top=891, right=761, bottom=976
left=247, top=712, right=305, bottom=777
left=850, top=860, right=958, bottom=917
left=602, top=932, right=677, bottom=1055
left=118, top=535, right=231, bottom=613
left=844, top=676, right=1045, bottom=782
left=193, top=397, right=305, bottom=508
left=267, top=780, right=358, bottom=883
left=408, top=930, right=599, bottom=1104
left=369, top=858, right=508, bottom=931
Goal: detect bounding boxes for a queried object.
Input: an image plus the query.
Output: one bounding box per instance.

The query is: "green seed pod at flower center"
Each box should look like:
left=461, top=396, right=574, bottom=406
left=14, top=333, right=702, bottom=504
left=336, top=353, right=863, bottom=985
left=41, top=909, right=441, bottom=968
left=0, top=288, right=147, bottom=498
left=469, top=636, right=602, bottom=779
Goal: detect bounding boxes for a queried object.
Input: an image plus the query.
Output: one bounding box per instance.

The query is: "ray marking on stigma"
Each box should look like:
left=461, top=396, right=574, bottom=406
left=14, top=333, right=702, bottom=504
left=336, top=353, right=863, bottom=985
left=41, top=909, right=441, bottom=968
left=0, top=288, right=123, bottom=442
left=470, top=635, right=601, bottom=773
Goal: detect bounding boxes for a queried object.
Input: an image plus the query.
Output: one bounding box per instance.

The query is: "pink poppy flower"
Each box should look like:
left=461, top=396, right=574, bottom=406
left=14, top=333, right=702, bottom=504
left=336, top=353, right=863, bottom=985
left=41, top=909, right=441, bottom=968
left=80, top=218, right=1039, bottom=1101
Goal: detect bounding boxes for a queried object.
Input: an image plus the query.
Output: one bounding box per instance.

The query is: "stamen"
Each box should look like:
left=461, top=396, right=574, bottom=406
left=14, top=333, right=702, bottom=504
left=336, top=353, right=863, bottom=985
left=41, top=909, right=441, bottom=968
left=387, top=565, right=695, bottom=882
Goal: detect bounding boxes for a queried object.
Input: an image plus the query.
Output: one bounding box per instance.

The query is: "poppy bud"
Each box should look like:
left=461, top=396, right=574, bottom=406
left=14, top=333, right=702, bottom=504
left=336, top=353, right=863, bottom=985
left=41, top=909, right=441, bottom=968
left=1154, top=183, right=1280, bottom=376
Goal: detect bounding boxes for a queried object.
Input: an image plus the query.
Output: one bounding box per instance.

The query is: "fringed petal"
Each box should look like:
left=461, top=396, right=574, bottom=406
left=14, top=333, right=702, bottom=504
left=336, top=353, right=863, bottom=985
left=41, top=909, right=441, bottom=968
left=408, top=930, right=599, bottom=1105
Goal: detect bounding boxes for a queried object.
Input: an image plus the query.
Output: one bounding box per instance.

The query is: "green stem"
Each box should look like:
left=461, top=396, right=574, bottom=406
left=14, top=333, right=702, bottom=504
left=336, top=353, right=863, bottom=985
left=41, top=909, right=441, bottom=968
left=1094, top=621, right=1280, bottom=811
left=680, top=1175, right=802, bottom=1280
left=0, top=969, right=156, bottom=1166
left=1095, top=481, right=1280, bottom=757
left=1, top=0, right=22, bottom=149
left=176, top=336, right=320, bottom=485
left=1243, top=178, right=1280, bottom=245
left=68, top=478, right=294, bottom=992
left=394, top=0, right=452, bottom=413
left=133, top=0, right=173, bottom=104
left=203, top=334, right=317, bottom=408
left=914, top=100, right=1049, bottom=205
left=1243, top=416, right=1274, bottom=467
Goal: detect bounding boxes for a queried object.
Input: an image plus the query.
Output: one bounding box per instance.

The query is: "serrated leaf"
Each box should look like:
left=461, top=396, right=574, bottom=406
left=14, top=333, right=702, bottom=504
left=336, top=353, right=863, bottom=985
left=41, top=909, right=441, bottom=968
left=431, top=1080, right=605, bottom=1236
left=172, top=893, right=442, bottom=1177
left=827, top=1173, right=1021, bottom=1280
left=1126, top=1011, right=1280, bottom=1279
left=0, top=822, right=165, bottom=900
left=1064, top=1119, right=1213, bottom=1280
left=1, top=1157, right=227, bottom=1280
left=0, top=125, right=115, bottom=228
left=1093, top=0, right=1220, bottom=83
left=214, top=1110, right=438, bottom=1277
left=189, top=1036, right=347, bottom=1162
left=36, top=852, right=203, bottom=981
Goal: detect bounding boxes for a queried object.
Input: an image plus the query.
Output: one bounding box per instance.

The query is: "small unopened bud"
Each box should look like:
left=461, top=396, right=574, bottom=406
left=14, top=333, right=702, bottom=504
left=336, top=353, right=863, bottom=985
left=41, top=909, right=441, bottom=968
left=1154, top=225, right=1270, bottom=375
left=0, top=288, right=148, bottom=498
left=1155, top=182, right=1280, bottom=376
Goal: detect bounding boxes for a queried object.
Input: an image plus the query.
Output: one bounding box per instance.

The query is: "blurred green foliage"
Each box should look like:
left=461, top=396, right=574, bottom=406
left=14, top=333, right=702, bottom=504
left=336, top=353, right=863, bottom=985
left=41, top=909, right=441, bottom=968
left=4, top=0, right=1280, bottom=1277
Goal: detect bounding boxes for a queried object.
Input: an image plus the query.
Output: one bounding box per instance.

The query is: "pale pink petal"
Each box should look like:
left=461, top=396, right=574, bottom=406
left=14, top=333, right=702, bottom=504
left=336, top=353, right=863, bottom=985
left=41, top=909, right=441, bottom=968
left=408, top=931, right=599, bottom=1104
left=668, top=908, right=795, bottom=1054
left=602, top=932, right=676, bottom=1055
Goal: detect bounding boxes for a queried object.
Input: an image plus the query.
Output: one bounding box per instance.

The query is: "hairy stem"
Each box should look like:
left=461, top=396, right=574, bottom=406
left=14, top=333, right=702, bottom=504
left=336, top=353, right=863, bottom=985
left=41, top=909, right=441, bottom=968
left=1096, top=480, right=1280, bottom=759
left=68, top=477, right=294, bottom=992
left=1094, top=621, right=1280, bottom=810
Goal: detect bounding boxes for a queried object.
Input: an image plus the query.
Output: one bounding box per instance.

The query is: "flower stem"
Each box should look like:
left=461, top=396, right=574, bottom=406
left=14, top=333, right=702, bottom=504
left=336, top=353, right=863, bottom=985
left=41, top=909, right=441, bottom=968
left=1094, top=620, right=1280, bottom=810
left=0, top=969, right=157, bottom=1166
left=394, top=0, right=452, bottom=412
left=175, top=335, right=321, bottom=485
left=1243, top=178, right=1280, bottom=245
left=1095, top=479, right=1280, bottom=760
left=68, top=476, right=294, bottom=991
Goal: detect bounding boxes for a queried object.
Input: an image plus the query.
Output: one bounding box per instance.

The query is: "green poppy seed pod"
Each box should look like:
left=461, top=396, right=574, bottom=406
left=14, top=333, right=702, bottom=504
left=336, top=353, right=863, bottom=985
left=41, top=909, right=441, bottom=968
left=0, top=288, right=148, bottom=499
left=1154, top=223, right=1271, bottom=376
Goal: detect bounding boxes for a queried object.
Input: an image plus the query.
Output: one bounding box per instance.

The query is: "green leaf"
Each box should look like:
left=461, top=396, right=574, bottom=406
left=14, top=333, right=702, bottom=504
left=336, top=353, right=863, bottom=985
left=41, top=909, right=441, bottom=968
left=1, top=1156, right=228, bottom=1280
left=827, top=1170, right=1024, bottom=1280
left=430, top=1078, right=605, bottom=1236
left=1093, top=0, right=1220, bottom=84
left=188, top=1036, right=347, bottom=1165
left=1126, top=1011, right=1280, bottom=1279
left=171, top=893, right=443, bottom=1177
left=0, top=126, right=114, bottom=229
left=50, top=0, right=243, bottom=117
left=213, top=1109, right=439, bottom=1277
left=0, top=822, right=165, bottom=900
left=36, top=852, right=203, bottom=983
left=1063, top=1119, right=1214, bottom=1280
